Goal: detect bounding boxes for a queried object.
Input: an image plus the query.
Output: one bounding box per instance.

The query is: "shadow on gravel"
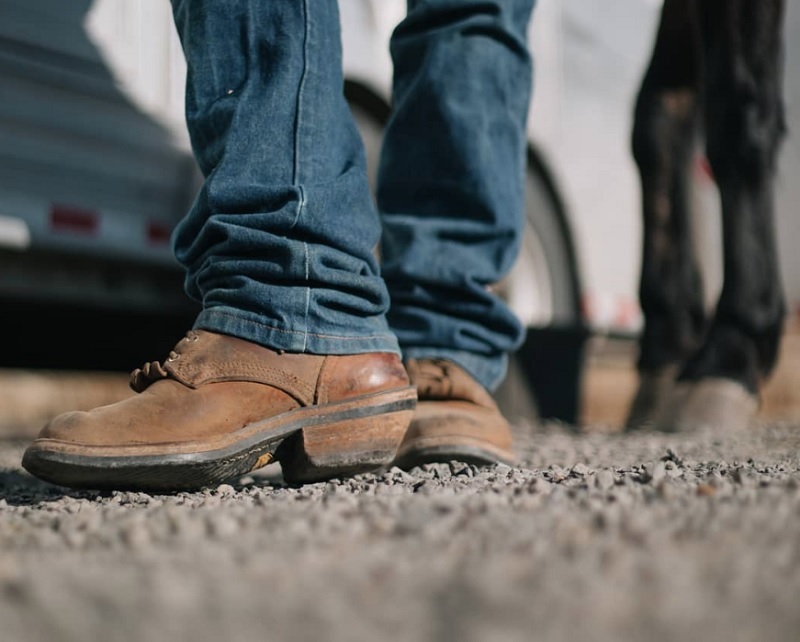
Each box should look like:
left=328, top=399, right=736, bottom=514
left=0, top=470, right=75, bottom=506
left=0, top=467, right=289, bottom=505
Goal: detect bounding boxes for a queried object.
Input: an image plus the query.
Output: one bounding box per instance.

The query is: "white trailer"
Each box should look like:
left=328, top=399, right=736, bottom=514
left=2, top=0, right=798, bottom=423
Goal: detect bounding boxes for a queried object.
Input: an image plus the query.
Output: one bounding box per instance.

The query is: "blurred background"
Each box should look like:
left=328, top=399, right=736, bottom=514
left=1, top=0, right=800, bottom=435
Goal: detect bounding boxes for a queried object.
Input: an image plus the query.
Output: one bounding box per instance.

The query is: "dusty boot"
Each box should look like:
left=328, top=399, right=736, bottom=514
left=22, top=330, right=416, bottom=491
left=393, top=358, right=517, bottom=469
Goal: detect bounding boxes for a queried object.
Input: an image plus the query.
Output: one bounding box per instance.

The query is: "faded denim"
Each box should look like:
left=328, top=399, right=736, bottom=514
left=380, top=0, right=536, bottom=388
left=169, top=0, right=535, bottom=391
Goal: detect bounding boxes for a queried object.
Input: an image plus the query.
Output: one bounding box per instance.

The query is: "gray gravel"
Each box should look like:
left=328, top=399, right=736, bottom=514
left=2, top=421, right=800, bottom=642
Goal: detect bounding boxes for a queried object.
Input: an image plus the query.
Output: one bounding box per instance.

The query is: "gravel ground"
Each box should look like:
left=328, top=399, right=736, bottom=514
left=2, top=421, right=800, bottom=642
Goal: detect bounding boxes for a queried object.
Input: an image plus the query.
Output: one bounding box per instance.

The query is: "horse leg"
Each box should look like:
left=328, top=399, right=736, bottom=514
left=626, top=0, right=706, bottom=428
left=662, top=0, right=787, bottom=432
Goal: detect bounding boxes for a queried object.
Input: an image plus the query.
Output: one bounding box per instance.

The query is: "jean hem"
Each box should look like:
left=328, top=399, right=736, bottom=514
left=194, top=308, right=401, bottom=355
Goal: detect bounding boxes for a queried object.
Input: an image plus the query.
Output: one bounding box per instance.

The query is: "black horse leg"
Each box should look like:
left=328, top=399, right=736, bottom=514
left=626, top=0, right=706, bottom=428
left=665, top=0, right=787, bottom=431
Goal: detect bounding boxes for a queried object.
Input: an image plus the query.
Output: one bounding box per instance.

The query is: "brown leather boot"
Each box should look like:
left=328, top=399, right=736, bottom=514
left=393, top=358, right=517, bottom=469
left=22, top=330, right=416, bottom=491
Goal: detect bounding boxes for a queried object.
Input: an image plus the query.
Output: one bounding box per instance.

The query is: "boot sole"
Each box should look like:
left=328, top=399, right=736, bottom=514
left=392, top=439, right=517, bottom=470
left=21, top=388, right=416, bottom=492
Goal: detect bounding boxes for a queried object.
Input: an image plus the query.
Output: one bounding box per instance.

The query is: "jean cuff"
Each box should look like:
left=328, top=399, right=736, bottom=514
left=194, top=307, right=402, bottom=356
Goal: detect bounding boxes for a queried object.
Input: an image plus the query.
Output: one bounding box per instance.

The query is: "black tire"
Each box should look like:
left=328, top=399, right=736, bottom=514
left=500, top=147, right=588, bottom=426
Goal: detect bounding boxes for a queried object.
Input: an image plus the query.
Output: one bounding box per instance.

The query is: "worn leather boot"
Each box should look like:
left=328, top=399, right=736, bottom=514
left=22, top=330, right=417, bottom=491
left=393, top=359, right=517, bottom=469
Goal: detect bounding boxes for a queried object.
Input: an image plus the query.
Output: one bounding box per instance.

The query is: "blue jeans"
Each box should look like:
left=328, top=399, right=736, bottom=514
left=169, top=0, right=535, bottom=391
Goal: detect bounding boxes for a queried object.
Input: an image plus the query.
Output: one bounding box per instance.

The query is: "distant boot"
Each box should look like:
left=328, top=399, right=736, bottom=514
left=393, top=358, right=517, bottom=468
left=22, top=330, right=416, bottom=491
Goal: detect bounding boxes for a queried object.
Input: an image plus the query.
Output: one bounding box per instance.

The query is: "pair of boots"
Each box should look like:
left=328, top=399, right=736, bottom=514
left=22, top=330, right=515, bottom=491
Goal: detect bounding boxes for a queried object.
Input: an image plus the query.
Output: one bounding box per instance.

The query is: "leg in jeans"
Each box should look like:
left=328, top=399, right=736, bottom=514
left=21, top=0, right=416, bottom=491
left=172, top=0, right=397, bottom=355
left=380, top=0, right=536, bottom=466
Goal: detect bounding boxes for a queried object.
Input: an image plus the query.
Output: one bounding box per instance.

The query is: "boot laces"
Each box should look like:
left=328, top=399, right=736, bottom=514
left=129, top=330, right=199, bottom=392
left=409, top=358, right=455, bottom=400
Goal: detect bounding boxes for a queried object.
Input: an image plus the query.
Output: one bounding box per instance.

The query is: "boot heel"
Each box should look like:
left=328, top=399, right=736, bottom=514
left=277, top=408, right=414, bottom=484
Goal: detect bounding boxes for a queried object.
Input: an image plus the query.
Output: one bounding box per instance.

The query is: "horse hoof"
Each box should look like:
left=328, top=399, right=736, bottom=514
left=624, top=366, right=680, bottom=430
left=654, top=378, right=759, bottom=433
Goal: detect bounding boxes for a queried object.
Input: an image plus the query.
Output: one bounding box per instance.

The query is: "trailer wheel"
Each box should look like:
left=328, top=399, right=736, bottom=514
left=496, top=147, right=588, bottom=427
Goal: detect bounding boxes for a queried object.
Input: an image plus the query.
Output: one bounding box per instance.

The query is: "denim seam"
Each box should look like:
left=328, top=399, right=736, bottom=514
left=289, top=186, right=310, bottom=352
left=201, top=310, right=393, bottom=342
left=293, top=0, right=310, bottom=185
left=302, top=241, right=311, bottom=351
left=295, top=0, right=311, bottom=351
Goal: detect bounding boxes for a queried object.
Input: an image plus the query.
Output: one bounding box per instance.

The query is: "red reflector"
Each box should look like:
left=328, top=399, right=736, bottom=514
left=147, top=221, right=172, bottom=245
left=50, top=205, right=99, bottom=235
left=695, top=155, right=715, bottom=182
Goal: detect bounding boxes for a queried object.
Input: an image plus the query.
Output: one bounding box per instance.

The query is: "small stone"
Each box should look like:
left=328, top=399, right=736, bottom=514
left=431, top=464, right=451, bottom=480
left=216, top=484, right=236, bottom=496
left=391, top=469, right=416, bottom=484
left=572, top=463, right=591, bottom=477
left=648, top=462, right=666, bottom=485
left=449, top=461, right=470, bottom=476
left=595, top=469, right=615, bottom=491
left=662, top=448, right=684, bottom=466
left=323, top=482, right=343, bottom=498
